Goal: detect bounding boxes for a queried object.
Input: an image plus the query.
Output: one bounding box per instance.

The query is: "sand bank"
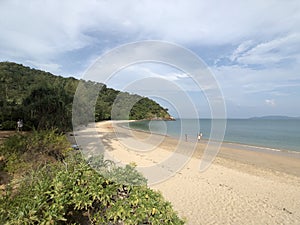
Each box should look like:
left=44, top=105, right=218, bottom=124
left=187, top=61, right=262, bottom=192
left=74, top=121, right=300, bottom=224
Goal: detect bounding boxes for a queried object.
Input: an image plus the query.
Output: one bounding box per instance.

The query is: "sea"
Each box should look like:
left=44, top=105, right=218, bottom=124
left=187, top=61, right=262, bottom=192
left=126, top=119, right=300, bottom=153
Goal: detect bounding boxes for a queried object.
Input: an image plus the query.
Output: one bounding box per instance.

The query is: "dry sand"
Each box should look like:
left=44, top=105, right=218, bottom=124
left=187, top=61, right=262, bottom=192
left=74, top=121, right=300, bottom=224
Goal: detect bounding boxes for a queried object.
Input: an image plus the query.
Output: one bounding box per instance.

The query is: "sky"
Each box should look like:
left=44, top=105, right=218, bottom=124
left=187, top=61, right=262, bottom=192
left=1, top=0, right=300, bottom=118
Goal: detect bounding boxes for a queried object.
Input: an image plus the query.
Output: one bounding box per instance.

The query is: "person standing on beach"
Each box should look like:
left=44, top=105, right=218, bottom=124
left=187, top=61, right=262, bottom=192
left=17, top=119, right=23, bottom=132
left=197, top=132, right=202, bottom=142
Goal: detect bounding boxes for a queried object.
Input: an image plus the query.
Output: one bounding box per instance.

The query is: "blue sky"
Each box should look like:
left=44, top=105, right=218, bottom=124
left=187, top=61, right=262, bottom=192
left=1, top=0, right=300, bottom=118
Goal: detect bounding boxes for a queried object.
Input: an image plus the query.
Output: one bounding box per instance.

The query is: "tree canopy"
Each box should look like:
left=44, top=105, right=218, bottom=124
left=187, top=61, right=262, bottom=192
left=0, top=62, right=171, bottom=131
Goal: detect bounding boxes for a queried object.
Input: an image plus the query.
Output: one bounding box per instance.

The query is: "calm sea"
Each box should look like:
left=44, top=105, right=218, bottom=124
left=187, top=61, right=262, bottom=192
left=127, top=119, right=300, bottom=152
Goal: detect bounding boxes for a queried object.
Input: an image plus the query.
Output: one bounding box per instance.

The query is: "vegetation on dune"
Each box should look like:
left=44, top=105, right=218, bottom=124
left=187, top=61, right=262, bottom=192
left=0, top=131, right=184, bottom=224
left=0, top=61, right=171, bottom=131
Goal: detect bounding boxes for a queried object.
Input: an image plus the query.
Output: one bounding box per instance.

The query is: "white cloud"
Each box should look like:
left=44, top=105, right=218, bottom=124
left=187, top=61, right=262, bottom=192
left=127, top=65, right=189, bottom=82
left=25, top=60, right=62, bottom=75
left=1, top=0, right=300, bottom=62
left=1, top=0, right=300, bottom=117
left=106, top=63, right=196, bottom=92
left=233, top=33, right=300, bottom=65
left=230, top=40, right=255, bottom=61
left=212, top=64, right=300, bottom=108
left=265, top=99, right=276, bottom=107
left=0, top=0, right=94, bottom=65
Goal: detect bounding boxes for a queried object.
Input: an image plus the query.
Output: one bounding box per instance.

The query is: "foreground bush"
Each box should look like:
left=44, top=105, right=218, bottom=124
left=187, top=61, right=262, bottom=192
left=87, top=155, right=147, bottom=186
left=0, top=132, right=184, bottom=224
left=0, top=130, right=71, bottom=175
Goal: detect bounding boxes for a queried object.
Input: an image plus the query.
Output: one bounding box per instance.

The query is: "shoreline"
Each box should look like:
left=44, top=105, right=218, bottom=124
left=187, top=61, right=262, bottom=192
left=123, top=119, right=300, bottom=154
left=220, top=140, right=300, bottom=158
left=118, top=120, right=300, bottom=161
left=74, top=121, right=300, bottom=224
left=110, top=120, right=300, bottom=177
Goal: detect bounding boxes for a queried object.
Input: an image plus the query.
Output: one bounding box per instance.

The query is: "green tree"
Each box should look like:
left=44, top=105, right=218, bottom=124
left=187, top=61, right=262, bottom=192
left=0, top=61, right=172, bottom=132
left=23, top=86, right=72, bottom=130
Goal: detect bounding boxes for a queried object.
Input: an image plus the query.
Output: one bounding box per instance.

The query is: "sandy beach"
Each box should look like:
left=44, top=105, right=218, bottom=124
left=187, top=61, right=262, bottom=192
left=74, top=121, right=300, bottom=224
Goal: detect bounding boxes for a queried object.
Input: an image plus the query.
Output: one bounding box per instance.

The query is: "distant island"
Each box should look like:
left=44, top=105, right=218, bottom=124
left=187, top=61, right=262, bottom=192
left=249, top=115, right=300, bottom=120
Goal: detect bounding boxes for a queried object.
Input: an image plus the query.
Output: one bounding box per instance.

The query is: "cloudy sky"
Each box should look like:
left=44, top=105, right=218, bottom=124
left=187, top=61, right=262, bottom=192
left=1, top=0, right=300, bottom=118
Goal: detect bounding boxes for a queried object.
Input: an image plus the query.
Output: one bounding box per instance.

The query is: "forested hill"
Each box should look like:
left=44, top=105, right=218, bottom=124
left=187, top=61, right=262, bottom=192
left=0, top=62, right=171, bottom=131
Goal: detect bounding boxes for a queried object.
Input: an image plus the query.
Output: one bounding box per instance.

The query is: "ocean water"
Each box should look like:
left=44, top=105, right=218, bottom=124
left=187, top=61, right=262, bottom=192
left=127, top=119, right=300, bottom=152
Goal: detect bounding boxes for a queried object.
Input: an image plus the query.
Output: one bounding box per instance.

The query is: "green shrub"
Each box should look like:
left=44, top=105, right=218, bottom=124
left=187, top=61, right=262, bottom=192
left=0, top=154, right=184, bottom=224
left=0, top=131, right=184, bottom=224
left=109, top=162, right=148, bottom=186
left=87, top=156, right=147, bottom=186
left=0, top=130, right=71, bottom=174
